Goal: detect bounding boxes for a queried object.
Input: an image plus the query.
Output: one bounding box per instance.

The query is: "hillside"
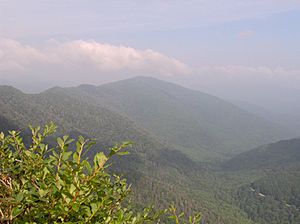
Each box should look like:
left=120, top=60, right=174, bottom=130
left=231, top=99, right=300, bottom=136
left=0, top=85, right=254, bottom=224
left=66, top=76, right=290, bottom=158
left=223, top=137, right=300, bottom=171
left=222, top=137, right=300, bottom=224
left=1, top=79, right=299, bottom=224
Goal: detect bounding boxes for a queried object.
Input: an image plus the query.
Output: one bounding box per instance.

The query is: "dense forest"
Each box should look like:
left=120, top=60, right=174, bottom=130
left=236, top=171, right=300, bottom=224
left=1, top=77, right=300, bottom=223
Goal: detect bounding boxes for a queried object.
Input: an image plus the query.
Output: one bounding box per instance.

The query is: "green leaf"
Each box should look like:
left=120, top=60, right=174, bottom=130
left=72, top=203, right=80, bottom=212
left=69, top=184, right=76, bottom=195
left=117, top=151, right=129, bottom=156
left=83, top=160, right=93, bottom=174
left=63, top=135, right=69, bottom=142
left=15, top=193, right=24, bottom=202
left=94, top=152, right=107, bottom=168
left=42, top=167, right=50, bottom=179
left=91, top=202, right=99, bottom=214
left=73, top=152, right=79, bottom=163
left=57, top=137, right=64, bottom=148
left=12, top=206, right=24, bottom=218
left=62, top=151, right=73, bottom=160
left=39, top=189, right=49, bottom=197
left=84, top=206, right=92, bottom=217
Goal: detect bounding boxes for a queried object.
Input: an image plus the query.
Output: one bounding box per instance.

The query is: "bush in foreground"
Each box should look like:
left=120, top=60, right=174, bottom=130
left=0, top=123, right=201, bottom=223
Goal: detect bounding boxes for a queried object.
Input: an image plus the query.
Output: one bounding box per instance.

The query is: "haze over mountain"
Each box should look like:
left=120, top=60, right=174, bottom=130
left=2, top=77, right=292, bottom=158
left=1, top=1, right=300, bottom=131
left=0, top=81, right=253, bottom=223
left=0, top=83, right=208, bottom=218
left=231, top=97, right=300, bottom=136
left=1, top=1, right=300, bottom=223
left=64, top=77, right=292, bottom=158
left=1, top=77, right=300, bottom=224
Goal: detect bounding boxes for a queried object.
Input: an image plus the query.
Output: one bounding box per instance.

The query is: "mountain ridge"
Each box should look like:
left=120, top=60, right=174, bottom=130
left=1, top=78, right=300, bottom=224
left=223, top=137, right=300, bottom=171
left=67, top=76, right=292, bottom=158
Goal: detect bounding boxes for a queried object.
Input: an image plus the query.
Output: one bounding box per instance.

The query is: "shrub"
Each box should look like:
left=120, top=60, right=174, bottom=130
left=0, top=123, right=201, bottom=223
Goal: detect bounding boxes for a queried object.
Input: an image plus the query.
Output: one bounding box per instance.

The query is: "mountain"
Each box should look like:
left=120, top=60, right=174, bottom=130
left=235, top=170, right=300, bottom=224
left=66, top=76, right=290, bottom=158
left=0, top=85, right=200, bottom=207
left=1, top=78, right=298, bottom=224
left=0, top=84, right=255, bottom=224
left=231, top=99, right=300, bottom=136
left=223, top=137, right=300, bottom=171
left=222, top=137, right=300, bottom=224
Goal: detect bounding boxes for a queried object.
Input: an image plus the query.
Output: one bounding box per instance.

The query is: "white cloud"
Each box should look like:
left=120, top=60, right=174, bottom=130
left=1, top=38, right=299, bottom=112
left=49, top=40, right=191, bottom=76
left=0, top=38, right=191, bottom=87
left=0, top=38, right=47, bottom=72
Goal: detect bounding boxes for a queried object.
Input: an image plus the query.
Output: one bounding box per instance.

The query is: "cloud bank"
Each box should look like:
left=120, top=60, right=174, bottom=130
left=0, top=38, right=191, bottom=90
left=1, top=38, right=299, bottom=116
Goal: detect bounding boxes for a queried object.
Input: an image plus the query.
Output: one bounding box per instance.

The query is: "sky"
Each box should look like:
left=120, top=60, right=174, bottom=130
left=0, top=0, right=300, bottom=115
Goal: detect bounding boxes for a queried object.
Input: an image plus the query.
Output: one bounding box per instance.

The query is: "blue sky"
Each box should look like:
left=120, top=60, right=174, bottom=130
left=0, top=0, right=300, bottom=113
left=1, top=0, right=299, bottom=68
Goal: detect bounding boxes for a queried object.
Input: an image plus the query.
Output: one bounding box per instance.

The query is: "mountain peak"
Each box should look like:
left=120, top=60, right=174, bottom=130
left=129, top=76, right=161, bottom=81
left=113, top=76, right=174, bottom=86
left=0, top=85, right=24, bottom=95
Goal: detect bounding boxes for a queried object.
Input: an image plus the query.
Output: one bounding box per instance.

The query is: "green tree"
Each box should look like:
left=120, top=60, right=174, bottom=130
left=0, top=123, right=201, bottom=223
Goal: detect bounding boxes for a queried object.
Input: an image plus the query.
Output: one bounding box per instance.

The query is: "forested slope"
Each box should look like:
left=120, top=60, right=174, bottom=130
left=223, top=137, right=300, bottom=224
left=0, top=85, right=253, bottom=223
left=67, top=76, right=290, bottom=158
left=223, top=138, right=300, bottom=170
left=1, top=78, right=299, bottom=224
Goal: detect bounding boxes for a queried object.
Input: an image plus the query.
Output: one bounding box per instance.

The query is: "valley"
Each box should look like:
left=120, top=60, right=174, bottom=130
left=1, top=77, right=299, bottom=223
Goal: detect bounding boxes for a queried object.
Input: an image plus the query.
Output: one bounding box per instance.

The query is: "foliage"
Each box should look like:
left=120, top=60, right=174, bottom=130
left=0, top=123, right=201, bottom=223
left=236, top=170, right=300, bottom=224
left=74, top=76, right=287, bottom=156
left=2, top=82, right=298, bottom=223
left=0, top=85, right=263, bottom=223
left=223, top=138, right=300, bottom=171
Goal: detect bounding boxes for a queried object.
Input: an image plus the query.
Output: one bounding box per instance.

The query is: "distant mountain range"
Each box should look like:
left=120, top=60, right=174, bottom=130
left=231, top=99, right=300, bottom=136
left=1, top=76, right=299, bottom=224
left=64, top=76, right=292, bottom=158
